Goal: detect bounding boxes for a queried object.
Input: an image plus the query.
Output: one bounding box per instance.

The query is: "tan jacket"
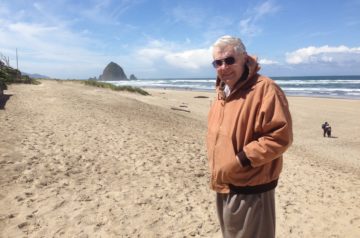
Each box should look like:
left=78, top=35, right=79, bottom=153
left=207, top=57, right=293, bottom=193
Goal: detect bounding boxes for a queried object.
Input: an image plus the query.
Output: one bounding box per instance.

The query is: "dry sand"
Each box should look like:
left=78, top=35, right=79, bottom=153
left=0, top=80, right=359, bottom=237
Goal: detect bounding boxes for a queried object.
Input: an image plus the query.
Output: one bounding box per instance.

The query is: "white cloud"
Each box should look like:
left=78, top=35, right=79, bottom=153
left=259, top=58, right=279, bottom=65
left=109, top=0, right=144, bottom=19
left=171, top=5, right=205, bottom=27
left=134, top=39, right=212, bottom=70
left=147, top=39, right=173, bottom=48
left=0, top=16, right=108, bottom=78
left=255, top=1, right=279, bottom=20
left=33, top=2, right=43, bottom=11
left=75, top=0, right=143, bottom=32
left=165, top=48, right=212, bottom=69
left=136, top=48, right=169, bottom=66
left=134, top=39, right=172, bottom=66
left=240, top=18, right=261, bottom=37
left=239, top=0, right=279, bottom=37
left=286, top=45, right=360, bottom=64
left=8, top=22, right=58, bottom=37
left=81, top=0, right=121, bottom=24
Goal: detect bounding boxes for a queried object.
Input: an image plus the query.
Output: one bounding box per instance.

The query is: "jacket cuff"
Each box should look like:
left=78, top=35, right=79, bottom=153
left=237, top=151, right=251, bottom=167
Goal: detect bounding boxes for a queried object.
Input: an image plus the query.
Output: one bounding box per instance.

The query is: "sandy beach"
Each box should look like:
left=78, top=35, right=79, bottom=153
left=1, top=80, right=359, bottom=237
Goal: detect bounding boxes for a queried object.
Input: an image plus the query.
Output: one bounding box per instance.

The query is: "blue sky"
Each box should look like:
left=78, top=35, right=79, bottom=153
left=0, top=0, right=359, bottom=79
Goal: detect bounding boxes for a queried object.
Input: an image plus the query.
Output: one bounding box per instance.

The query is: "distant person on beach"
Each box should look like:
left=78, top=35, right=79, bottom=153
left=322, top=121, right=332, bottom=137
left=206, top=35, right=293, bottom=238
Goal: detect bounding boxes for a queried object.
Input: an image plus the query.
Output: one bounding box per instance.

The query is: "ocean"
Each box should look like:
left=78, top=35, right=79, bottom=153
left=107, top=75, right=360, bottom=99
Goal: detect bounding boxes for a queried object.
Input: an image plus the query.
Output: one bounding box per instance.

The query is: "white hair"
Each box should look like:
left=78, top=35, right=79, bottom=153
left=212, top=35, right=246, bottom=54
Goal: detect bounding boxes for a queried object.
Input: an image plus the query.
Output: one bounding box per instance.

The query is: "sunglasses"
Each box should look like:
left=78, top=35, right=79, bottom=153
left=212, top=56, right=236, bottom=68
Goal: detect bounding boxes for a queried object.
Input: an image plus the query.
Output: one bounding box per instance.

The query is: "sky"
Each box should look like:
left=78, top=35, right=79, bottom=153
left=0, top=0, right=360, bottom=79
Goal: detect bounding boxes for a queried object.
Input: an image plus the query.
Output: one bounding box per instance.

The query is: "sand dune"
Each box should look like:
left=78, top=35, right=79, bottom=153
left=1, top=80, right=359, bottom=237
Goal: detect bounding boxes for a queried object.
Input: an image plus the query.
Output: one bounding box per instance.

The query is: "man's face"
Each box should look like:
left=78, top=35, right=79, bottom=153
left=212, top=46, right=247, bottom=89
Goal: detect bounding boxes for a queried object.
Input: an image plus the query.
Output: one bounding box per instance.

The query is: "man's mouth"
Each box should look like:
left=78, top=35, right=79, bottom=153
left=222, top=72, right=234, bottom=78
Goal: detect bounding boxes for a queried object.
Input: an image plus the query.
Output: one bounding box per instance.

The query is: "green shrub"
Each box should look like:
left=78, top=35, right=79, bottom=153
left=0, top=65, right=41, bottom=87
left=21, top=75, right=41, bottom=85
left=0, top=66, right=21, bottom=83
left=0, top=79, right=7, bottom=91
left=84, top=80, right=149, bottom=96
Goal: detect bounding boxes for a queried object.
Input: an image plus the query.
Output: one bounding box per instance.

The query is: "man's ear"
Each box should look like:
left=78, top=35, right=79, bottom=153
left=240, top=52, right=248, bottom=65
left=246, top=55, right=261, bottom=74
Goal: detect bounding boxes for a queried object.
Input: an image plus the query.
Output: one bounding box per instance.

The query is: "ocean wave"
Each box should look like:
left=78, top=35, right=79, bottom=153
left=105, top=76, right=360, bottom=99
left=282, top=87, right=360, bottom=92
left=275, top=80, right=360, bottom=85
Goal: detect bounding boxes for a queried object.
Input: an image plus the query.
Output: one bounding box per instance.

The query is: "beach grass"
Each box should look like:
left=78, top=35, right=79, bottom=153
left=83, top=79, right=149, bottom=96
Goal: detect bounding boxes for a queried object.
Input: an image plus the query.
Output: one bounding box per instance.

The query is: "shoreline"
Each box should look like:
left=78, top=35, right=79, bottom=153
left=101, top=74, right=360, bottom=100
left=122, top=84, right=360, bottom=101
left=1, top=80, right=359, bottom=237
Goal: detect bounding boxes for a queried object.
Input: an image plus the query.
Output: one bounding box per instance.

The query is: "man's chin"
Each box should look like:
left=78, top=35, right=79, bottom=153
left=222, top=78, right=236, bottom=86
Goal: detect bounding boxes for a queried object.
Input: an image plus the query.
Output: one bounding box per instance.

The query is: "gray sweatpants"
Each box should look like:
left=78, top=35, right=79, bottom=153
left=216, top=189, right=276, bottom=238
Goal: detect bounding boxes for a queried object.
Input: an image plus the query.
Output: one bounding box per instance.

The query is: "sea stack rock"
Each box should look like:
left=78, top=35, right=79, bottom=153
left=100, top=62, right=128, bottom=81
left=129, top=74, right=138, bottom=80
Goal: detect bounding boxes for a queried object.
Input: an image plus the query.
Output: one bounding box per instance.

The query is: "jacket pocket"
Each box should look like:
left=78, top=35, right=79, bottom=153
left=214, top=134, right=244, bottom=184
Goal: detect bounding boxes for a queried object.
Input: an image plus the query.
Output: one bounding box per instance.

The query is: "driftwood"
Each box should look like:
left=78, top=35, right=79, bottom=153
left=194, top=96, right=209, bottom=98
left=171, top=107, right=190, bottom=113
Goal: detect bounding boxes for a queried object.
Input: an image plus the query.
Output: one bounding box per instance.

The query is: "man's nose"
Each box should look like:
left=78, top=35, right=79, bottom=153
left=218, top=62, right=229, bottom=70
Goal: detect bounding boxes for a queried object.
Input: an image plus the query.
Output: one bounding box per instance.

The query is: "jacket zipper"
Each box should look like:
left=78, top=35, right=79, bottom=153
left=212, top=99, right=226, bottom=188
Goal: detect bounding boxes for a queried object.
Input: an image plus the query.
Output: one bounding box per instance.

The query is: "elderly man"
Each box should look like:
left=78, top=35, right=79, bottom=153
left=207, top=35, right=293, bottom=238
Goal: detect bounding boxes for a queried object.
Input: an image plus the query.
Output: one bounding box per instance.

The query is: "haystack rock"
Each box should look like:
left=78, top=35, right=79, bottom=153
left=99, top=62, right=128, bottom=81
